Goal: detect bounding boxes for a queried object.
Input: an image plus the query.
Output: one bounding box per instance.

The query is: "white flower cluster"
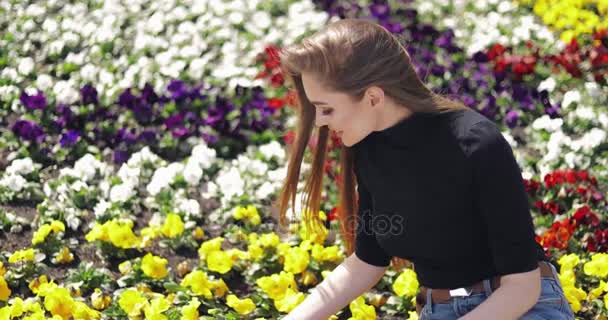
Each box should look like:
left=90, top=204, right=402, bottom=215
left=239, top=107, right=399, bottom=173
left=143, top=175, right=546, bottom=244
left=0, top=0, right=329, bottom=104
left=523, top=83, right=608, bottom=179
left=0, top=157, right=40, bottom=193
left=203, top=140, right=298, bottom=221
left=415, top=0, right=559, bottom=55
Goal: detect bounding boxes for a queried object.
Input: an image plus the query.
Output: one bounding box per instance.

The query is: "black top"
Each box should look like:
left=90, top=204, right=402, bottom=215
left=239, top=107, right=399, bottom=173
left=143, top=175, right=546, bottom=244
left=352, top=108, right=547, bottom=289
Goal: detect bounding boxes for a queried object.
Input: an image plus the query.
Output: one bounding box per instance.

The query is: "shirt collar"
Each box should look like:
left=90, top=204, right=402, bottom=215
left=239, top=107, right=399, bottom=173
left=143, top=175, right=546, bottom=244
left=368, top=111, right=439, bottom=146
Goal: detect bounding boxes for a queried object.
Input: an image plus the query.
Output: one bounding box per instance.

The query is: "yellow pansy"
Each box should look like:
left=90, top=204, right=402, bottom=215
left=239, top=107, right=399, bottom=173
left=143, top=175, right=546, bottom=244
left=180, top=298, right=201, bottom=320
left=392, top=269, right=419, bottom=297
left=53, top=247, right=74, bottom=264
left=0, top=262, right=5, bottom=276
left=73, top=301, right=101, bottom=320
left=143, top=296, right=170, bottom=320
left=198, top=237, right=224, bottom=260
left=584, top=253, right=608, bottom=278
left=299, top=213, right=328, bottom=245
left=43, top=286, right=75, bottom=319
left=32, top=225, right=53, bottom=245
left=562, top=285, right=587, bottom=313
left=226, top=294, right=256, bottom=315
left=301, top=270, right=318, bottom=286
left=85, top=222, right=109, bottom=242
left=233, top=205, right=261, bottom=226
left=119, top=260, right=132, bottom=275
left=247, top=243, right=263, bottom=260
left=256, top=271, right=297, bottom=300
left=192, top=226, right=205, bottom=240
left=207, top=250, right=234, bottom=274
left=141, top=253, right=168, bottom=279
left=588, top=280, right=608, bottom=300
left=558, top=253, right=580, bottom=272
left=9, top=248, right=35, bottom=263
left=161, top=213, right=185, bottom=238
left=29, top=275, right=51, bottom=295
left=211, top=278, right=229, bottom=298
left=108, top=221, right=140, bottom=249
left=348, top=296, right=376, bottom=320
left=274, top=288, right=306, bottom=313
left=181, top=270, right=213, bottom=298
left=91, top=288, right=112, bottom=310
left=258, top=232, right=280, bottom=248
left=0, top=277, right=11, bottom=301
left=311, top=244, right=343, bottom=263
left=118, top=289, right=148, bottom=317
left=283, top=246, right=310, bottom=274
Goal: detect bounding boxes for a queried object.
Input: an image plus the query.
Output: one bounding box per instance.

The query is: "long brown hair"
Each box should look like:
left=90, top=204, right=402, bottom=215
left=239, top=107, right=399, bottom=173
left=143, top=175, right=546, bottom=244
left=275, top=18, right=469, bottom=271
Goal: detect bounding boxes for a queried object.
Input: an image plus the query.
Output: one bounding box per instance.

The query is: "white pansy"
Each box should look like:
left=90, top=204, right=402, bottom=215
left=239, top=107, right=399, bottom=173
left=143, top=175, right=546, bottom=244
left=574, top=106, right=595, bottom=120
left=71, top=181, right=88, bottom=192
left=73, top=154, right=103, bottom=182
left=117, top=164, right=141, bottom=186
left=216, top=167, right=244, bottom=199
left=110, top=183, right=135, bottom=203
left=561, top=90, right=581, bottom=109
left=183, top=159, right=204, bottom=186
left=190, top=143, right=216, bottom=169
left=0, top=174, right=27, bottom=192
left=17, top=57, right=35, bottom=75
left=35, top=74, right=54, bottom=91
left=53, top=80, right=80, bottom=104
left=255, top=181, right=276, bottom=200
left=177, top=198, right=201, bottom=217
left=259, top=141, right=285, bottom=161
left=538, top=77, right=556, bottom=93
left=94, top=200, right=111, bottom=218
left=6, top=157, right=35, bottom=175
left=532, top=115, right=563, bottom=132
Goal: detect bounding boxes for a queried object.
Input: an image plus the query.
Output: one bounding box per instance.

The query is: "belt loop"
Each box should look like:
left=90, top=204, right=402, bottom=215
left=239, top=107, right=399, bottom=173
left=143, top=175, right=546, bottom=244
left=548, top=261, right=560, bottom=280
left=482, top=278, right=493, bottom=296
left=426, top=287, right=433, bottom=314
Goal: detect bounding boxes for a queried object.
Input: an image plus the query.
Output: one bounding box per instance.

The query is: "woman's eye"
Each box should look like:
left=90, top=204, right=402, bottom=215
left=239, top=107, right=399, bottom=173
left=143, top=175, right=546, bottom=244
left=322, top=108, right=333, bottom=116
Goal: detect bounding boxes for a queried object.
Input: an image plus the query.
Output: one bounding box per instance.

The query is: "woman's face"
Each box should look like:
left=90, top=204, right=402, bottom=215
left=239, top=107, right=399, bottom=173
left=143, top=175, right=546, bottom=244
left=301, top=72, right=378, bottom=147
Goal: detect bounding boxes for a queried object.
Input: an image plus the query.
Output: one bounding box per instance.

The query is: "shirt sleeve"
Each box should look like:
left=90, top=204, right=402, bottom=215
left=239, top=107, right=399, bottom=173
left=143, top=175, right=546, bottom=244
left=353, top=164, right=392, bottom=267
left=466, top=121, right=539, bottom=276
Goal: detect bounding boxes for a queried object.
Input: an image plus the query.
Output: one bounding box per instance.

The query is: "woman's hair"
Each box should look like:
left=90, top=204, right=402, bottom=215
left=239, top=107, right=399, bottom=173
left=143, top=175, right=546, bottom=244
left=276, top=18, right=469, bottom=271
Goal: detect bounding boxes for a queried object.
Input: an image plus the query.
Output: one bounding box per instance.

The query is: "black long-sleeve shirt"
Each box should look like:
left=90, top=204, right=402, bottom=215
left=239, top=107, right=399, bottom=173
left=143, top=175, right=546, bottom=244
left=352, top=108, right=547, bottom=289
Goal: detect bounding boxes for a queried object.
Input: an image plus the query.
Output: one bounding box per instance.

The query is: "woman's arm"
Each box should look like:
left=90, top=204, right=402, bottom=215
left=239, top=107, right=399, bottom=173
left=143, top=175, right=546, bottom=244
left=283, top=252, right=389, bottom=320
left=458, top=267, right=541, bottom=320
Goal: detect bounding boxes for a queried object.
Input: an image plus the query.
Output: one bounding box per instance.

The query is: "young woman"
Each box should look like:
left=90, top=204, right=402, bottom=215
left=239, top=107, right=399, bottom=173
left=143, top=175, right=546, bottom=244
left=275, top=18, right=575, bottom=320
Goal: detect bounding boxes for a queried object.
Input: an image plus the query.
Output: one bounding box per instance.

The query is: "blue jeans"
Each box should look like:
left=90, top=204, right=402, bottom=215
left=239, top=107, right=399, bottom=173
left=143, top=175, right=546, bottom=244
left=418, top=263, right=575, bottom=319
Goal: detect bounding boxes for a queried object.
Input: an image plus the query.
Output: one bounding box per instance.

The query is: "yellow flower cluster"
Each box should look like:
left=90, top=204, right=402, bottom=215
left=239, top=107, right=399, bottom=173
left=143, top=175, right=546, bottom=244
left=161, top=213, right=185, bottom=238
left=8, top=248, right=35, bottom=263
left=518, top=0, right=608, bottom=43
left=256, top=271, right=306, bottom=313
left=0, top=262, right=10, bottom=302
left=556, top=253, right=588, bottom=312
left=348, top=296, right=376, bottom=320
left=52, top=246, right=74, bottom=265
left=118, top=289, right=173, bottom=319
left=180, top=269, right=229, bottom=299
left=311, top=244, right=343, bottom=263
left=299, top=211, right=329, bottom=245
left=226, top=294, right=256, bottom=314
left=32, top=220, right=65, bottom=245
left=233, top=205, right=261, bottom=225
left=141, top=253, right=169, bottom=279
left=85, top=219, right=141, bottom=249
left=392, top=268, right=419, bottom=298
left=90, top=288, right=112, bottom=310
left=20, top=275, right=101, bottom=319
left=198, top=236, right=249, bottom=274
